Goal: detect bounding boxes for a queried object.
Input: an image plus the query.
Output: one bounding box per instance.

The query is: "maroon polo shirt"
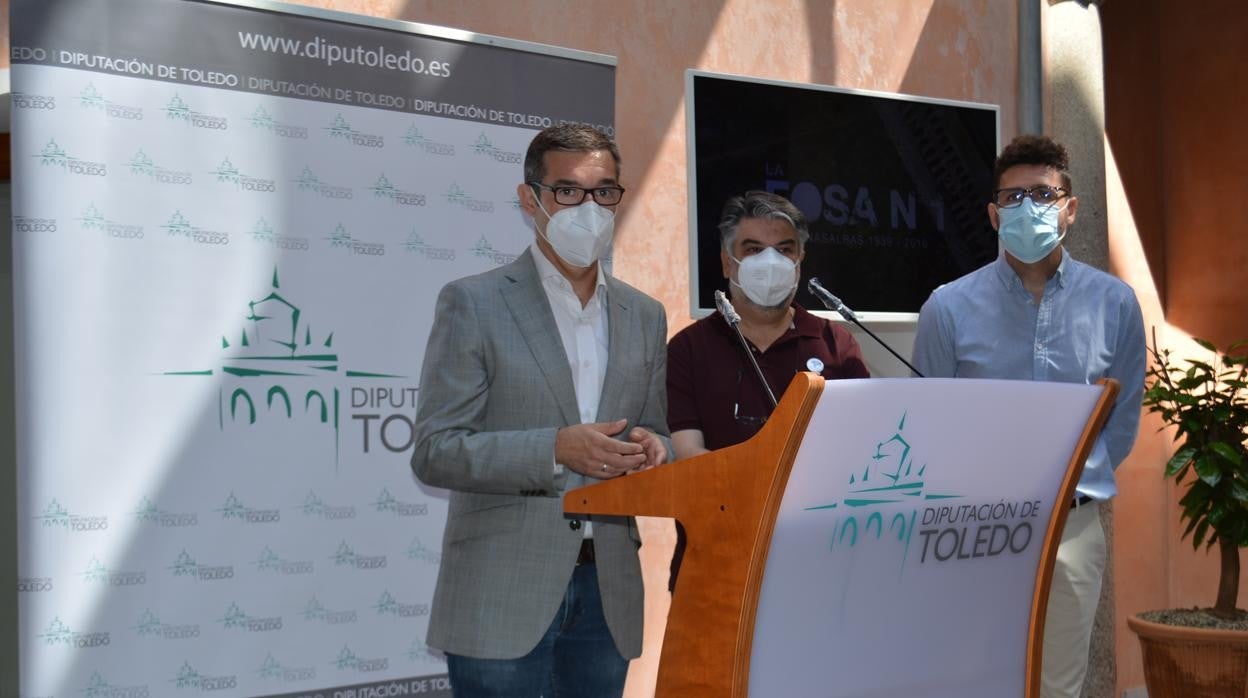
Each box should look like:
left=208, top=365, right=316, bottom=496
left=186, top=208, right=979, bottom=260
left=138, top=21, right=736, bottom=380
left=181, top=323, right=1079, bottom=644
left=667, top=304, right=869, bottom=450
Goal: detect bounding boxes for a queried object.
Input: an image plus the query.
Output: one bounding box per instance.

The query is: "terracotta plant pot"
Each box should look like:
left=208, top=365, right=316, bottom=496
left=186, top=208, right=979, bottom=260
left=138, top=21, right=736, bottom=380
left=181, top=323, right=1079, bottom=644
left=1127, top=613, right=1248, bottom=697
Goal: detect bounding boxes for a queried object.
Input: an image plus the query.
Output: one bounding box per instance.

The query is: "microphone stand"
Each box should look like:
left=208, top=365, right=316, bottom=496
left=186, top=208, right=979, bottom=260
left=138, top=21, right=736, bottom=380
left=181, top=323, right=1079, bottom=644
left=714, top=290, right=778, bottom=409
left=806, top=277, right=925, bottom=377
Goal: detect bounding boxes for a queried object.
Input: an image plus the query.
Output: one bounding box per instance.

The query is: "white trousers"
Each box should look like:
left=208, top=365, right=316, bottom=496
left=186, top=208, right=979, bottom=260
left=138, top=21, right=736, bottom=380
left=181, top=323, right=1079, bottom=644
left=1041, top=501, right=1107, bottom=698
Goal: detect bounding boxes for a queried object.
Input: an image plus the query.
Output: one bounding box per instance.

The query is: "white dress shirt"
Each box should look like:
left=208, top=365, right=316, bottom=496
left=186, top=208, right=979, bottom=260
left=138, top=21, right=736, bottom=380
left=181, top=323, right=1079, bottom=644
left=530, top=243, right=609, bottom=536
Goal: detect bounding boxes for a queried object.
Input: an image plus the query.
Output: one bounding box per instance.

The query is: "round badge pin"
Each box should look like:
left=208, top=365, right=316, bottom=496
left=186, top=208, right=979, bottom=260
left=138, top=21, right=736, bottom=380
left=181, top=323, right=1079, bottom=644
left=806, top=357, right=825, bottom=373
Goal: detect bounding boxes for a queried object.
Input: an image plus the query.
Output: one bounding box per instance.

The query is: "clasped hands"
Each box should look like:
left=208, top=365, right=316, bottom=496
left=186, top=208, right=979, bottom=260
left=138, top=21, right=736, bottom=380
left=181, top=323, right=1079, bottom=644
left=555, top=419, right=665, bottom=479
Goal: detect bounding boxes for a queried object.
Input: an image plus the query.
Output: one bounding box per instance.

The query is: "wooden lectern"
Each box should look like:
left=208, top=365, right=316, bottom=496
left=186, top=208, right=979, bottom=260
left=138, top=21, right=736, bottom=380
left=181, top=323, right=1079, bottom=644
left=565, top=373, right=1118, bottom=698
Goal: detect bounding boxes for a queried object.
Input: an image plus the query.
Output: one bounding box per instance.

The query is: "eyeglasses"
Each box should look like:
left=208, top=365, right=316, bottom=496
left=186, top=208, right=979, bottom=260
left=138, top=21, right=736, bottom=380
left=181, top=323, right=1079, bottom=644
left=528, top=182, right=626, bottom=207
left=733, top=368, right=773, bottom=432
left=992, top=185, right=1070, bottom=210
left=732, top=343, right=814, bottom=433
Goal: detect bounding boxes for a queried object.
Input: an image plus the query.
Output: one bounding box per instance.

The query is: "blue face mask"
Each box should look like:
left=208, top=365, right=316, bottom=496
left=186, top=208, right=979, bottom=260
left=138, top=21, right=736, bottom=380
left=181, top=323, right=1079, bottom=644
left=997, top=198, right=1067, bottom=264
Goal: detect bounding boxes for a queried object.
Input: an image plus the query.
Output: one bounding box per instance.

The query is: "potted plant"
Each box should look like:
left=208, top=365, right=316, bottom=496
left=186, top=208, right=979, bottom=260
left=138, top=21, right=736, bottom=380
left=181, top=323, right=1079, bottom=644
left=1127, top=330, right=1248, bottom=697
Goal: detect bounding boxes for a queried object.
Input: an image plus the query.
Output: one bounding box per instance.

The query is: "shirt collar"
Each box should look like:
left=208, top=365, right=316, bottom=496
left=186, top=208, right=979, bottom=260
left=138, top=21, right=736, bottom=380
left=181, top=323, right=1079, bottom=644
left=790, top=304, right=823, bottom=338
left=528, top=242, right=608, bottom=293
left=992, top=247, right=1071, bottom=293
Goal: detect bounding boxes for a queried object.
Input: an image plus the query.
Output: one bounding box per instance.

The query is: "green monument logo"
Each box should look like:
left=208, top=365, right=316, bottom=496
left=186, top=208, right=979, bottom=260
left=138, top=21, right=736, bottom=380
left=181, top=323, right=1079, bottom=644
left=162, top=269, right=401, bottom=464
left=806, top=413, right=960, bottom=569
left=469, top=235, right=517, bottom=266
left=246, top=105, right=309, bottom=139
left=403, top=124, right=455, bottom=155
left=324, top=114, right=383, bottom=147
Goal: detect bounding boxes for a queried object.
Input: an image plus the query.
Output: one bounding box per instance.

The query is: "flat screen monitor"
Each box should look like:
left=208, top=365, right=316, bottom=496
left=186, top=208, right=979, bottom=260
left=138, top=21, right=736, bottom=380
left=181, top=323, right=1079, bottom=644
left=686, top=70, right=1000, bottom=321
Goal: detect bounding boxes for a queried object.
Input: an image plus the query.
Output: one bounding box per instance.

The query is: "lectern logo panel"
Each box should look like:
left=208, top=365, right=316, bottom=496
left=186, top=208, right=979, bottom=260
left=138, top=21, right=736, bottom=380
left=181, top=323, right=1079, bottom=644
left=806, top=413, right=1045, bottom=571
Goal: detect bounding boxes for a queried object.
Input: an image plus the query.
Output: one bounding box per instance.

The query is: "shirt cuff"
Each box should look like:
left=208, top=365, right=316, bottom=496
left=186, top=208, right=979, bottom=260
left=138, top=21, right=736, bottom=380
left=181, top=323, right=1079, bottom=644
left=553, top=460, right=567, bottom=491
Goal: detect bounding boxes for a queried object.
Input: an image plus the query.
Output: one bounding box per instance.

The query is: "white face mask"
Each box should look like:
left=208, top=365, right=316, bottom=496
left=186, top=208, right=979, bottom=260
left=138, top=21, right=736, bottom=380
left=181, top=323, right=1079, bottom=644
left=730, top=247, right=799, bottom=308
left=534, top=196, right=615, bottom=268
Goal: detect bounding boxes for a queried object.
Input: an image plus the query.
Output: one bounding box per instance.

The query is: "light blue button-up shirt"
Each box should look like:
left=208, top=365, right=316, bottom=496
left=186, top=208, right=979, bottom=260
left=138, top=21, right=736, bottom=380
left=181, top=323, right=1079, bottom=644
left=912, top=249, right=1146, bottom=499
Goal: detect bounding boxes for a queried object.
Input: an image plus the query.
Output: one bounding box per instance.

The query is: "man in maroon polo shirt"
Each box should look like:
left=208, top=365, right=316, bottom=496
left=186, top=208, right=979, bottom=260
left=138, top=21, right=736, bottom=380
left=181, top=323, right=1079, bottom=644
left=665, top=190, right=868, bottom=588
left=668, top=190, right=868, bottom=454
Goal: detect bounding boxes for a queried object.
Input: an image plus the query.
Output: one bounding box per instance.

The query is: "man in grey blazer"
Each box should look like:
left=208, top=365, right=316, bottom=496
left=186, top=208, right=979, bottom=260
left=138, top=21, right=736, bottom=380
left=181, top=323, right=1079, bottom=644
left=411, top=124, right=671, bottom=698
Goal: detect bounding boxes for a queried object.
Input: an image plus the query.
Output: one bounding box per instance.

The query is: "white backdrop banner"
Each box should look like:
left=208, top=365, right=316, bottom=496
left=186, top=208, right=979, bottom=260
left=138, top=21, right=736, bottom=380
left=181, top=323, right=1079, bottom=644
left=10, top=1, right=614, bottom=696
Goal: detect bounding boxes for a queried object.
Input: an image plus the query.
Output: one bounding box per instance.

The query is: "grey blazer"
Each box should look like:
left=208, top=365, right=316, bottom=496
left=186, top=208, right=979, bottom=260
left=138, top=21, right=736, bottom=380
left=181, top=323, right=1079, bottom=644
left=410, top=249, right=670, bottom=660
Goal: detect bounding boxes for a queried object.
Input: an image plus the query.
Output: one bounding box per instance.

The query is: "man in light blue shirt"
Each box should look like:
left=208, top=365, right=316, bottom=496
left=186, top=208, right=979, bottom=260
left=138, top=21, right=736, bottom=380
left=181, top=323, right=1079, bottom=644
left=912, top=134, right=1145, bottom=698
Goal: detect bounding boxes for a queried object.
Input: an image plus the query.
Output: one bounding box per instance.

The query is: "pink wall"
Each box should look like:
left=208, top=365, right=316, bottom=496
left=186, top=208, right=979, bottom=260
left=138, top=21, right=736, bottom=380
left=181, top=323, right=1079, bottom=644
left=1105, top=0, right=1248, bottom=693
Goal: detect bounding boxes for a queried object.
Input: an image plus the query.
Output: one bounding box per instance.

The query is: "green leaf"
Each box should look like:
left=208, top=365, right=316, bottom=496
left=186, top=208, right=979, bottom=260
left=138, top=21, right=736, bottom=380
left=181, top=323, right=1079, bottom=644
left=1165, top=447, right=1198, bottom=478
left=1211, top=442, right=1245, bottom=466
left=1184, top=360, right=1214, bottom=374
left=1180, top=482, right=1213, bottom=511
left=1177, top=376, right=1207, bottom=391
left=1192, top=518, right=1210, bottom=549
left=1208, top=502, right=1229, bottom=525
left=1195, top=338, right=1217, bottom=352
left=1194, top=456, right=1223, bottom=486
left=1143, top=386, right=1167, bottom=401
left=1230, top=480, right=1248, bottom=503
left=1181, top=418, right=1203, bottom=435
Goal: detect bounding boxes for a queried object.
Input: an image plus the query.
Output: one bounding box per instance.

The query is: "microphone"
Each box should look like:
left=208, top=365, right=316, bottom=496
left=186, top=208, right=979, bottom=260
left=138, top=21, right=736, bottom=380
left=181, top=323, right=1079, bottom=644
left=713, top=288, right=741, bottom=325
left=714, top=290, right=778, bottom=409
left=806, top=278, right=925, bottom=377
left=806, top=277, right=857, bottom=322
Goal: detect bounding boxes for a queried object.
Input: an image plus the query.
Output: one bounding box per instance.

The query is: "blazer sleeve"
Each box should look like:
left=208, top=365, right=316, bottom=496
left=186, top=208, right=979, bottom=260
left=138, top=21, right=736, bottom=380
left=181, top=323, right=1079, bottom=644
left=409, top=280, right=564, bottom=495
left=636, top=302, right=675, bottom=462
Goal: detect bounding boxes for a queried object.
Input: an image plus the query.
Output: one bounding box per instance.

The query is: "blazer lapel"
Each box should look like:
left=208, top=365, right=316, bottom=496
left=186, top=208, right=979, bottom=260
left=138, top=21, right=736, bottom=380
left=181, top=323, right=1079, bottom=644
left=498, top=250, right=580, bottom=427
left=596, top=277, right=633, bottom=423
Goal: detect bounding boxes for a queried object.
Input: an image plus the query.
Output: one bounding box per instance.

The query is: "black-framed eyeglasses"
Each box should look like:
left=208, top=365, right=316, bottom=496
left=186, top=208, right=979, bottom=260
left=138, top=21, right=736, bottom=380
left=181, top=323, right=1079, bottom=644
left=733, top=368, right=768, bottom=431
left=992, top=185, right=1070, bottom=210
left=733, top=341, right=822, bottom=432
left=528, top=182, right=626, bottom=206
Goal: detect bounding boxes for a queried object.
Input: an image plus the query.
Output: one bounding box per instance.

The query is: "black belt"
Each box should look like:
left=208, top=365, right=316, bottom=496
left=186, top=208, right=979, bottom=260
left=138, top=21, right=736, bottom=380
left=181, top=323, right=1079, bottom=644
left=576, top=539, right=595, bottom=565
left=1071, top=494, right=1095, bottom=509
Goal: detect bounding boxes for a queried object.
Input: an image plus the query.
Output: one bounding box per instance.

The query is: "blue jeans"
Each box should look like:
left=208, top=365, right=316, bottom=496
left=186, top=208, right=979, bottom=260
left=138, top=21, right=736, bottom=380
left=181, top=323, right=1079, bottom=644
left=446, top=562, right=628, bottom=698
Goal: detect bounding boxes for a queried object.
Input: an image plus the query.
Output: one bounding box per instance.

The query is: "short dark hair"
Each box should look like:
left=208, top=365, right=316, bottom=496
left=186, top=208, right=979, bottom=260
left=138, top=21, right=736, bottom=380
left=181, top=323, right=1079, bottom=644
left=523, top=124, right=621, bottom=184
left=717, top=190, right=810, bottom=251
left=993, top=134, right=1072, bottom=192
